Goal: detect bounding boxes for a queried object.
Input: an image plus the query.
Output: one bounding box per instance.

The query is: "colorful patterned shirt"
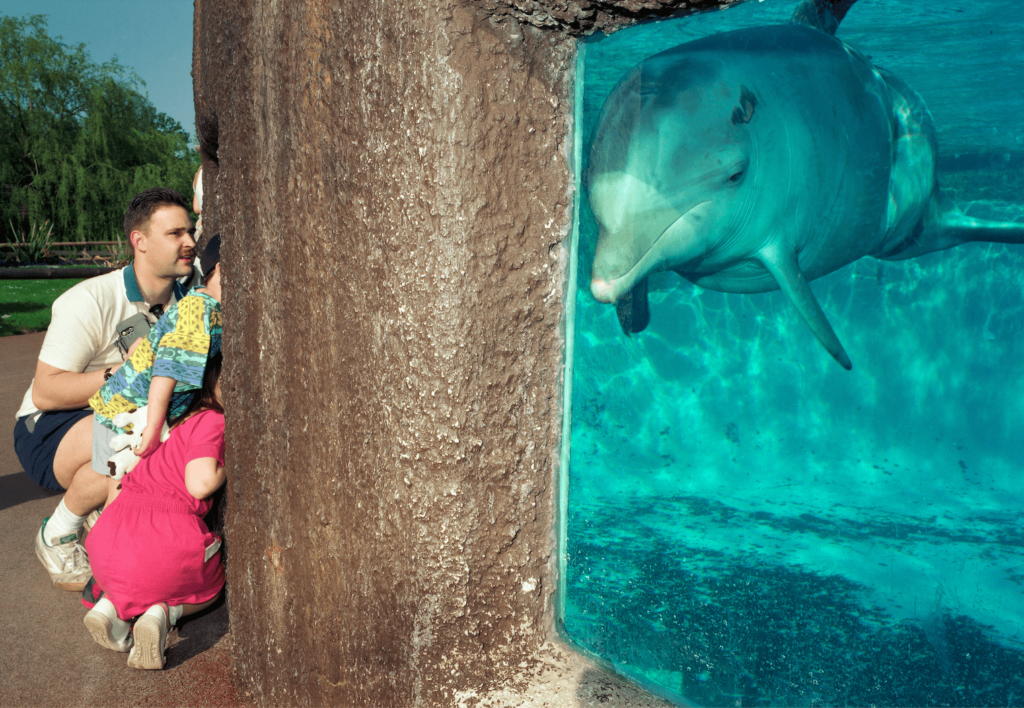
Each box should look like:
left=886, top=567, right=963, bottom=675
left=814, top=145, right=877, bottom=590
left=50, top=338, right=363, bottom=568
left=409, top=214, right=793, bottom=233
left=90, top=289, right=222, bottom=433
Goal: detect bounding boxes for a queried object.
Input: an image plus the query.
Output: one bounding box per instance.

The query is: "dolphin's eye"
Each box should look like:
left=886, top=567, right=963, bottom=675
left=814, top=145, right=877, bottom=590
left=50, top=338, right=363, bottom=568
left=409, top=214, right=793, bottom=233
left=729, top=170, right=745, bottom=183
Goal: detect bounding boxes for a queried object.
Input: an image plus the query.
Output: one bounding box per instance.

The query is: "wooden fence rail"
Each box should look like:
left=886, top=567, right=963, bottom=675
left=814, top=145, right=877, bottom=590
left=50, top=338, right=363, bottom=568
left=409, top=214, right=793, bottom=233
left=0, top=265, right=118, bottom=279
left=0, top=241, right=122, bottom=247
left=0, top=240, right=128, bottom=274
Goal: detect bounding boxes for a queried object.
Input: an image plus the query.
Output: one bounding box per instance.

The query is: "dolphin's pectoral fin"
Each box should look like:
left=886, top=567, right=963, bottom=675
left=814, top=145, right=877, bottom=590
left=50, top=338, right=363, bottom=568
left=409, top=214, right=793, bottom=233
left=616, top=278, right=651, bottom=336
left=759, top=246, right=853, bottom=370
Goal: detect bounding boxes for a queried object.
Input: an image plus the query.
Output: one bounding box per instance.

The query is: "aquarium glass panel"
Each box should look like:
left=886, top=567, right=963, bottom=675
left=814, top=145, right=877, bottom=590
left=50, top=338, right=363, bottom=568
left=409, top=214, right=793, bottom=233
left=563, top=1, right=1024, bottom=705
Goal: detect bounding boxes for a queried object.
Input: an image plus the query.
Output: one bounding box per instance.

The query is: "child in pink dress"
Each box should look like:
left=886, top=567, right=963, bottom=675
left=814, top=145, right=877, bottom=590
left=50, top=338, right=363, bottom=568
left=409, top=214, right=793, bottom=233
left=83, top=352, right=226, bottom=670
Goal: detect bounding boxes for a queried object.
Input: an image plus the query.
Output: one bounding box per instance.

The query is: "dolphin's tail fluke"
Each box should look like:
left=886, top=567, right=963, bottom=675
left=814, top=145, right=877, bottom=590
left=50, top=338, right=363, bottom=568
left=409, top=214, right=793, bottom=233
left=791, top=0, right=859, bottom=36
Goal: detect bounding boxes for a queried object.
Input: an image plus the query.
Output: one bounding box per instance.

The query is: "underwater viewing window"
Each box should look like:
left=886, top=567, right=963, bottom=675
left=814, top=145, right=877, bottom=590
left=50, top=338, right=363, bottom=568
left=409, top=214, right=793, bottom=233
left=559, top=0, right=1024, bottom=705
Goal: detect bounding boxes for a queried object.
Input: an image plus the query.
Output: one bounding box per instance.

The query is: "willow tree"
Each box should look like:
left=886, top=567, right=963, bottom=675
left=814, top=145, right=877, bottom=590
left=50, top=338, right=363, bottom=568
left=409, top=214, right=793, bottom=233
left=0, top=14, right=199, bottom=243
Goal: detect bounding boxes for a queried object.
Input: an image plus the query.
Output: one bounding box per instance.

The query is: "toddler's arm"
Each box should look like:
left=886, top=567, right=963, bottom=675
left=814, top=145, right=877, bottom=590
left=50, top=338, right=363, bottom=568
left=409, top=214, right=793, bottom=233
left=185, top=457, right=226, bottom=500
left=134, top=375, right=176, bottom=457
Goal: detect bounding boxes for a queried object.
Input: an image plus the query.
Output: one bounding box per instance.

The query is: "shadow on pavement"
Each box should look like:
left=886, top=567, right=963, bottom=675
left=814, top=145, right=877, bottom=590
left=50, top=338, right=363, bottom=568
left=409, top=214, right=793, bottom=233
left=0, top=469, right=61, bottom=513
left=166, top=596, right=231, bottom=669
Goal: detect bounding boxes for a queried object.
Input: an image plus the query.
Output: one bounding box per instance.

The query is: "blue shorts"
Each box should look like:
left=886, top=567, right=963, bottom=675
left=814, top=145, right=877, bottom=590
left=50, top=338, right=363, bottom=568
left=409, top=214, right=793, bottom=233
left=13, top=409, right=92, bottom=492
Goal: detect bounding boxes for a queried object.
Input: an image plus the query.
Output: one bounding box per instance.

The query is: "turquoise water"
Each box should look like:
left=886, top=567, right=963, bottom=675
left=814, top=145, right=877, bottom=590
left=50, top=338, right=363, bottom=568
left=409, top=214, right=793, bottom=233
left=563, top=1, right=1024, bottom=705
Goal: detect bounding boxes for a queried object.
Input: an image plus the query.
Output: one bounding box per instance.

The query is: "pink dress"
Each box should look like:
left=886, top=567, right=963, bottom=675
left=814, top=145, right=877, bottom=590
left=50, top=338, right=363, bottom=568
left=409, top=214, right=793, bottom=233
left=85, top=409, right=225, bottom=620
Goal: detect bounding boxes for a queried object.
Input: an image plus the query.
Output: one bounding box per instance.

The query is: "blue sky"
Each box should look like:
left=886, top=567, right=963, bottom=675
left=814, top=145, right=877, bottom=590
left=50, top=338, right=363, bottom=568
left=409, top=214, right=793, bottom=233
left=0, top=0, right=196, bottom=139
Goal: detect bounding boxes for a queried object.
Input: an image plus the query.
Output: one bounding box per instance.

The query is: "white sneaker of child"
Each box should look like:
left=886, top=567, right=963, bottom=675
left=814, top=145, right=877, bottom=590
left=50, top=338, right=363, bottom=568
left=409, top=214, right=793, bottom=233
left=127, top=603, right=182, bottom=670
left=83, top=597, right=132, bottom=652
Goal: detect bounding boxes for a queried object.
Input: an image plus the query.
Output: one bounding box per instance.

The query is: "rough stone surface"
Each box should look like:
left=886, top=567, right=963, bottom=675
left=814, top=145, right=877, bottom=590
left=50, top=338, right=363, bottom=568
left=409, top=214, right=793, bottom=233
left=196, top=0, right=572, bottom=705
left=469, top=0, right=746, bottom=35
left=193, top=0, right=743, bottom=705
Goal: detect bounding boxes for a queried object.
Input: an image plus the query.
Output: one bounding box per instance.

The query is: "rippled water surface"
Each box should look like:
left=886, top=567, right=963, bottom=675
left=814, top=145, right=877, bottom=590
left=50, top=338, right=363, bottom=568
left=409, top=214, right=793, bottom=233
left=564, top=1, right=1024, bottom=705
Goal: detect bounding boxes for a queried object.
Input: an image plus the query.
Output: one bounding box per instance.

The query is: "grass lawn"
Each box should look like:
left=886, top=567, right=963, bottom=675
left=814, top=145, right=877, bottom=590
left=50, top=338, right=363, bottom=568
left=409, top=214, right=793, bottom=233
left=0, top=279, right=84, bottom=336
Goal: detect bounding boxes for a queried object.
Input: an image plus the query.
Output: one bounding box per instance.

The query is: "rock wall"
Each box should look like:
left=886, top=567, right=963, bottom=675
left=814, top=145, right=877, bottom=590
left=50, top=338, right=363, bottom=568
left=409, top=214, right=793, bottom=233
left=193, top=0, right=739, bottom=705
left=469, top=0, right=746, bottom=34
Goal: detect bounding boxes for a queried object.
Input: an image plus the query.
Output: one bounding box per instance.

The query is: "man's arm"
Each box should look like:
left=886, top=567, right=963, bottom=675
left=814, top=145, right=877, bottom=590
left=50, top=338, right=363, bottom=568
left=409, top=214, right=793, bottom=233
left=31, top=337, right=140, bottom=412
left=31, top=283, right=115, bottom=412
left=31, top=361, right=110, bottom=411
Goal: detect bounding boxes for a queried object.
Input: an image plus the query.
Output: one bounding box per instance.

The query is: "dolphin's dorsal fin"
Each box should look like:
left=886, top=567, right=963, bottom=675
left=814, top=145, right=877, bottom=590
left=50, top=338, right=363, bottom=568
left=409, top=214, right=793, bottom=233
left=790, top=0, right=859, bottom=35
left=758, top=244, right=853, bottom=370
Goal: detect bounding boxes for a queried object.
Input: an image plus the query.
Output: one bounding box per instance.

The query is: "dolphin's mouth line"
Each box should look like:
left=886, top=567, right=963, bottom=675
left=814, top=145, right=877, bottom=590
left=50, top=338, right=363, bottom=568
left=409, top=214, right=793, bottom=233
left=596, top=200, right=710, bottom=301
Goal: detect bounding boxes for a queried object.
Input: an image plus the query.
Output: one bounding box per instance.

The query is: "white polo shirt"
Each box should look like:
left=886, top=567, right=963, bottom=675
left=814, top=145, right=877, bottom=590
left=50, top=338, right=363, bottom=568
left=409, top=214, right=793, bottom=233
left=16, top=265, right=189, bottom=419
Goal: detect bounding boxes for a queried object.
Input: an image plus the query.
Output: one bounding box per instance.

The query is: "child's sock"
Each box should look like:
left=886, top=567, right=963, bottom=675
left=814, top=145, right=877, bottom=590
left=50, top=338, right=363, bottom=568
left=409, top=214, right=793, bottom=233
left=43, top=499, right=87, bottom=547
left=92, top=597, right=131, bottom=644
left=167, top=604, right=183, bottom=626
left=142, top=603, right=182, bottom=627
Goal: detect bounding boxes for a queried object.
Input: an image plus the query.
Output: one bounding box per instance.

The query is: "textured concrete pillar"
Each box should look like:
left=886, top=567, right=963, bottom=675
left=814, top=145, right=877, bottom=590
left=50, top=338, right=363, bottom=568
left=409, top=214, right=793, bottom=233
left=192, top=0, right=740, bottom=705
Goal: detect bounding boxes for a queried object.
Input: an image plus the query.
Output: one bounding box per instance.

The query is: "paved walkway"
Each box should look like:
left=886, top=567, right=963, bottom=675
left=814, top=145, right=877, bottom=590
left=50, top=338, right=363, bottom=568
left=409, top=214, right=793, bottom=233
left=0, top=332, right=248, bottom=707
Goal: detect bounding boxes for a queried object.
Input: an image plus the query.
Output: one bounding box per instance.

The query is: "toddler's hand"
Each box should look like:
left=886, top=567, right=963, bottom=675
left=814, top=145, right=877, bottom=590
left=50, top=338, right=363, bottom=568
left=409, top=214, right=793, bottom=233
left=134, top=422, right=163, bottom=458
left=108, top=405, right=171, bottom=478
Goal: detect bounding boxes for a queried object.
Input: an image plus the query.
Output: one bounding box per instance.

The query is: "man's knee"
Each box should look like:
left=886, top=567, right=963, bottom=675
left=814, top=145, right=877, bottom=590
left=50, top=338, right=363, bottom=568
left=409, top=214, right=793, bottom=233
left=53, top=414, right=97, bottom=489
left=13, top=409, right=92, bottom=492
left=63, top=461, right=108, bottom=516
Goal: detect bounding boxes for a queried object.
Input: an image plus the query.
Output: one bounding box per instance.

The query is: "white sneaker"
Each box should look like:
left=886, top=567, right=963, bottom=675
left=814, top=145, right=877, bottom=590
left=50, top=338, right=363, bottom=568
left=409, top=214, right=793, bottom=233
left=34, top=518, right=91, bottom=592
left=84, top=608, right=133, bottom=652
left=128, top=604, right=169, bottom=670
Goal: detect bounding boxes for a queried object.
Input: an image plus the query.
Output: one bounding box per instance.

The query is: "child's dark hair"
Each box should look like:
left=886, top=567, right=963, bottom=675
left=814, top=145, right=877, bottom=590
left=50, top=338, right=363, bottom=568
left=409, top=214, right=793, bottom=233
left=170, top=351, right=223, bottom=427
left=200, top=233, right=221, bottom=282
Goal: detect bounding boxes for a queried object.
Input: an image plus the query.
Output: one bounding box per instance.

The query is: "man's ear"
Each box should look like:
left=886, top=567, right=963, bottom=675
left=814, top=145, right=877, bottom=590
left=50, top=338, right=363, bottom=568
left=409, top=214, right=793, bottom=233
left=130, top=229, right=146, bottom=254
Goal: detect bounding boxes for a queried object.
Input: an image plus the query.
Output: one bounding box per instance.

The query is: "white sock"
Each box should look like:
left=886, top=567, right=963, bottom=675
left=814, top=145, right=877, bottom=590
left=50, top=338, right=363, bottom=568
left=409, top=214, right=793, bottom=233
left=93, top=597, right=130, bottom=643
left=44, top=499, right=87, bottom=547
left=168, top=604, right=183, bottom=626
left=143, top=603, right=183, bottom=627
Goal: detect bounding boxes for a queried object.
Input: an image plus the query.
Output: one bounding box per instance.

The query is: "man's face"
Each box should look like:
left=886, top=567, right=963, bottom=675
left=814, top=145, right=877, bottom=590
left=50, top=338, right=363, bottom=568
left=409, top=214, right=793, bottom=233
left=133, top=205, right=195, bottom=279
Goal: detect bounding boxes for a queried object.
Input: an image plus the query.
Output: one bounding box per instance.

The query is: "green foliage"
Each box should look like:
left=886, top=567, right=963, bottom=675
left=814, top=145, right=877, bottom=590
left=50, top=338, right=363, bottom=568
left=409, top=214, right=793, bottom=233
left=6, top=217, right=54, bottom=263
left=0, top=277, right=83, bottom=336
left=0, top=14, right=199, bottom=246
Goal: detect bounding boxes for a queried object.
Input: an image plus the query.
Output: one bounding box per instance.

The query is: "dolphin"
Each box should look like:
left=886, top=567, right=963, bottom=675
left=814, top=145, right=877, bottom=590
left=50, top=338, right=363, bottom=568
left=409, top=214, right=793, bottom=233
left=587, top=0, right=1024, bottom=369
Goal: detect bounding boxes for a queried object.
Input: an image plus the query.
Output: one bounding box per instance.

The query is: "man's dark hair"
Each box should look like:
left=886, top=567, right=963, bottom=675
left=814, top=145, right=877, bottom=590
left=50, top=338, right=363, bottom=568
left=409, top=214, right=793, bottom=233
left=123, top=188, right=191, bottom=254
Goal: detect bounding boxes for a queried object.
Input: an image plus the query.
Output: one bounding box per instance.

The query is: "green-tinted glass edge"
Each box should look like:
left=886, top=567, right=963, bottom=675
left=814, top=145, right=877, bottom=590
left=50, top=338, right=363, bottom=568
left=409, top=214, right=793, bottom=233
left=556, top=38, right=585, bottom=633
left=551, top=37, right=696, bottom=708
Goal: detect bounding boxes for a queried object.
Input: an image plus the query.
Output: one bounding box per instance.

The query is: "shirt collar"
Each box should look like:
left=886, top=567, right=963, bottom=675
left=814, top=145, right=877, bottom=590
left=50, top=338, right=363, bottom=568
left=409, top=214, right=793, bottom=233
left=123, top=262, right=188, bottom=305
